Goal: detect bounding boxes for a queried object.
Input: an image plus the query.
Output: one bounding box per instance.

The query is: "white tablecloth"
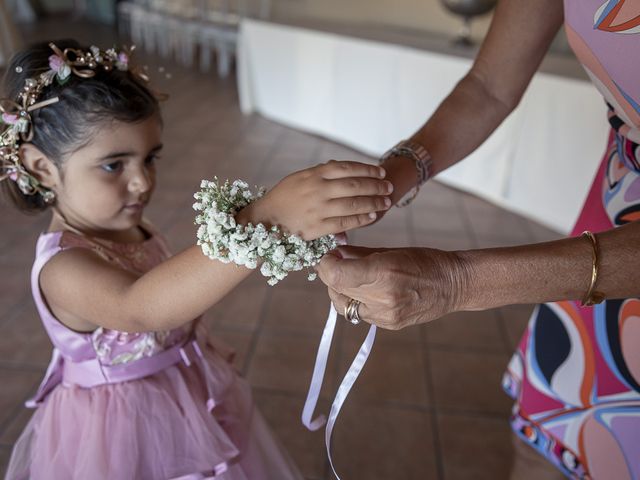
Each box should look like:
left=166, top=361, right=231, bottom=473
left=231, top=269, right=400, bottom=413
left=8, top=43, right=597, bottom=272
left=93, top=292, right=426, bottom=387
left=237, top=19, right=610, bottom=233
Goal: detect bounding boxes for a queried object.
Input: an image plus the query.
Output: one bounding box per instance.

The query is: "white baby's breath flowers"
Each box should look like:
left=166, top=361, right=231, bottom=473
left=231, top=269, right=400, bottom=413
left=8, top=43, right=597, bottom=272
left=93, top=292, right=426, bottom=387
left=194, top=178, right=337, bottom=286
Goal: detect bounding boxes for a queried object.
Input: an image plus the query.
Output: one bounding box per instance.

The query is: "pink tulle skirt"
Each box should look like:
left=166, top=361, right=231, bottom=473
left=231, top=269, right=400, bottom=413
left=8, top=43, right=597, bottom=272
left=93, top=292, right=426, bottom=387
left=5, top=350, right=302, bottom=480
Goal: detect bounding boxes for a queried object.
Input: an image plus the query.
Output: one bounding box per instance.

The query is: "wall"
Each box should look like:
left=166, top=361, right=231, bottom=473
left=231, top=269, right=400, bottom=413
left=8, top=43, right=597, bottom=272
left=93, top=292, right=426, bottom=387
left=270, top=0, right=571, bottom=53
left=271, top=0, right=494, bottom=44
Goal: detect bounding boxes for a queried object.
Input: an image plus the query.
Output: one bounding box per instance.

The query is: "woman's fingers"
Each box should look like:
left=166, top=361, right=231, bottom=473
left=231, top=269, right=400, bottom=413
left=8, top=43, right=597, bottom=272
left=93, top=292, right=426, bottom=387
left=328, top=287, right=373, bottom=325
left=319, top=160, right=386, bottom=180
left=317, top=250, right=379, bottom=292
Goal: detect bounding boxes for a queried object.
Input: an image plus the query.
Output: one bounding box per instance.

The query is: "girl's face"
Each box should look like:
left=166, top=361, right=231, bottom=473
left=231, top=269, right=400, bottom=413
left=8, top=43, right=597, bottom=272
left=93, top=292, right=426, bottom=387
left=53, top=115, right=163, bottom=237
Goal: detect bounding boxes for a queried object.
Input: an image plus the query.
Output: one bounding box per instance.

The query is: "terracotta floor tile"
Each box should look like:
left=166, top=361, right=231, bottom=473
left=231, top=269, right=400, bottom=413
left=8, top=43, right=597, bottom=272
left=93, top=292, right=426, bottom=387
left=253, top=391, right=328, bottom=479
left=411, top=202, right=468, bottom=236
left=358, top=322, right=425, bottom=346
left=429, top=349, right=513, bottom=415
left=411, top=229, right=476, bottom=251
left=162, top=214, right=201, bottom=254
left=332, top=402, right=438, bottom=480
left=263, top=282, right=333, bottom=335
left=206, top=281, right=269, bottom=331
left=438, top=412, right=513, bottom=480
left=348, top=225, right=412, bottom=248
left=317, top=142, right=373, bottom=165
left=0, top=407, right=33, bottom=445
left=0, top=445, right=11, bottom=479
left=475, top=233, right=547, bottom=248
left=370, top=205, right=410, bottom=231
left=339, top=337, right=430, bottom=406
left=144, top=191, right=193, bottom=231
left=0, top=368, right=41, bottom=429
left=275, top=132, right=322, bottom=160
left=0, top=217, right=48, bottom=262
left=523, top=220, right=563, bottom=243
left=0, top=304, right=53, bottom=368
left=498, top=304, right=536, bottom=350
left=425, top=309, right=507, bottom=353
left=461, top=195, right=535, bottom=245
left=0, top=265, right=32, bottom=321
left=247, top=332, right=337, bottom=398
left=411, top=180, right=463, bottom=210
left=208, top=328, right=253, bottom=373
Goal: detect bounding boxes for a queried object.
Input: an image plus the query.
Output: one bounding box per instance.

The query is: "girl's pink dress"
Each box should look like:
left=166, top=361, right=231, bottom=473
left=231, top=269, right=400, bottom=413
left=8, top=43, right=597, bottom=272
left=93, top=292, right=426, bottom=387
left=5, top=227, right=303, bottom=480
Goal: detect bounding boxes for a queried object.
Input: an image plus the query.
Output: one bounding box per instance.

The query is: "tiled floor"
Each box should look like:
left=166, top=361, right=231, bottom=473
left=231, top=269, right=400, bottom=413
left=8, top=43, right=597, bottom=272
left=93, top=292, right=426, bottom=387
left=0, top=17, right=563, bottom=480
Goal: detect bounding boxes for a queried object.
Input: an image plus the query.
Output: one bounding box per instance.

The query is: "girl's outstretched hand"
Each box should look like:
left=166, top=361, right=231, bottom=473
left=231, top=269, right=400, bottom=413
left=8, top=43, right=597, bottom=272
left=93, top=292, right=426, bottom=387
left=246, top=160, right=393, bottom=240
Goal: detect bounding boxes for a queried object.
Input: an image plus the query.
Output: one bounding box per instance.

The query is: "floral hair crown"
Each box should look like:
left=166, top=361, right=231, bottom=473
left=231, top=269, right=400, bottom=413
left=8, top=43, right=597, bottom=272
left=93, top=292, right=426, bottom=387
left=0, top=42, right=146, bottom=202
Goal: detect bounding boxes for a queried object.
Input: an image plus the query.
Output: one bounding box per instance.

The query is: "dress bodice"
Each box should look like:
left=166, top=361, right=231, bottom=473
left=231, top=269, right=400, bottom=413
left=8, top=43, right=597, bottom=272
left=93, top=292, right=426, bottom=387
left=31, top=227, right=189, bottom=367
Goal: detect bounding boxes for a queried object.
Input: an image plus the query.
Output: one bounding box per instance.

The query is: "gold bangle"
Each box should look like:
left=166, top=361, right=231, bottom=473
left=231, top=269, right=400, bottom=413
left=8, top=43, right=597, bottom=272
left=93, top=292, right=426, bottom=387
left=581, top=231, right=605, bottom=306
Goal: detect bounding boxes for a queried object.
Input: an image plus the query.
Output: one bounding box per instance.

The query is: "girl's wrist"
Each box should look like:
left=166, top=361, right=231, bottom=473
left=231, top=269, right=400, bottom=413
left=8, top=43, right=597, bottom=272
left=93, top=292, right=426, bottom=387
left=235, top=197, right=275, bottom=229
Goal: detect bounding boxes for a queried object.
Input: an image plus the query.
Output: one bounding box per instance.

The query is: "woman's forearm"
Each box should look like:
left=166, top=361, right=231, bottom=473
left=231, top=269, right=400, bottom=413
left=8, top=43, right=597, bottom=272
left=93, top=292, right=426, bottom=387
left=384, top=73, right=514, bottom=204
left=383, top=0, right=564, bottom=204
left=457, top=221, right=640, bottom=310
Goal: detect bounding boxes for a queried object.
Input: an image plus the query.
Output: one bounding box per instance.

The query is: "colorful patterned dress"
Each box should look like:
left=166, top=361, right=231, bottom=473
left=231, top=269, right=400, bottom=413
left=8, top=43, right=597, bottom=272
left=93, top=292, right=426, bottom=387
left=5, top=227, right=303, bottom=480
left=502, top=1, right=640, bottom=478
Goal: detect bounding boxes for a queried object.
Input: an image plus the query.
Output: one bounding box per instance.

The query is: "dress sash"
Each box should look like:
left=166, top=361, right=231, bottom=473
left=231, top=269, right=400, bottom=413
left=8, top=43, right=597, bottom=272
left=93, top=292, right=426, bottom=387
left=27, top=331, right=219, bottom=411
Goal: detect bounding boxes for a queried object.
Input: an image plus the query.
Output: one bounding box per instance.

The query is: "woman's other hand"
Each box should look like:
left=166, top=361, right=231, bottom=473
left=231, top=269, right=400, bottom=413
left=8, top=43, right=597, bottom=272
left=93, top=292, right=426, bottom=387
left=316, top=245, right=472, bottom=330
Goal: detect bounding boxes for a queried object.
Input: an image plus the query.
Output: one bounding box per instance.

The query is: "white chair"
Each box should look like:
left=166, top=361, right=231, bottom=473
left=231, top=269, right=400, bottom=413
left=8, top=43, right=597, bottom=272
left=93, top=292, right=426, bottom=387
left=120, top=0, right=271, bottom=76
left=116, top=1, right=139, bottom=39
left=198, top=23, right=238, bottom=77
left=196, top=0, right=248, bottom=77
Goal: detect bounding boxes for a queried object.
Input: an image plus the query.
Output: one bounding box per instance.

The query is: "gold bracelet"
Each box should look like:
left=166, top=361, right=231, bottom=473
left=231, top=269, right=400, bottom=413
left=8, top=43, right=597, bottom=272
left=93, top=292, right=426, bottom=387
left=581, top=231, right=605, bottom=306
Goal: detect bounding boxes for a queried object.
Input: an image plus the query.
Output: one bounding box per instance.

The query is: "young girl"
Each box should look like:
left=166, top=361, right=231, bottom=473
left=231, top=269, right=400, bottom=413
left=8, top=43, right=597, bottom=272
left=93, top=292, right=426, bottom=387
left=1, top=40, right=392, bottom=479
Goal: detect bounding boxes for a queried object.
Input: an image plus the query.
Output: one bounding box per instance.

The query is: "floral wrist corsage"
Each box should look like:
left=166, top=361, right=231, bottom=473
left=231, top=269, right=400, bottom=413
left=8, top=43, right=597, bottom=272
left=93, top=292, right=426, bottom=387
left=194, top=178, right=337, bottom=285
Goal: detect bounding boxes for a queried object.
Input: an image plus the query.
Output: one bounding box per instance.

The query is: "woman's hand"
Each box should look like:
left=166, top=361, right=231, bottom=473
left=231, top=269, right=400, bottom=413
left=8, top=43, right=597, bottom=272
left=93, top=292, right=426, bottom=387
left=316, top=245, right=472, bottom=330
left=243, top=160, right=393, bottom=240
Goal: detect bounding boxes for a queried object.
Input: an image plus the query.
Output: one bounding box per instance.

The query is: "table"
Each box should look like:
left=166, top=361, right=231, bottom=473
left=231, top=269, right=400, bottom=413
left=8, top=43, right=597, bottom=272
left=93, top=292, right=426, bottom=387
left=237, top=19, right=611, bottom=233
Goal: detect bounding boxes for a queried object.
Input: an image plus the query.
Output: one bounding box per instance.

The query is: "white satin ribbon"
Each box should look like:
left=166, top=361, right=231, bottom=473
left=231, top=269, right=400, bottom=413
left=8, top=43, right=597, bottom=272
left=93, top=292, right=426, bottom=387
left=302, top=303, right=377, bottom=479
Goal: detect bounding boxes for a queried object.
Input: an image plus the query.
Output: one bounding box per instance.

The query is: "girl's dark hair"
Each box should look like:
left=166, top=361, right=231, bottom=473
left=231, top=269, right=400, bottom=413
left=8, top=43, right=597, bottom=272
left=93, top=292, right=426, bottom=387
left=1, top=39, right=160, bottom=213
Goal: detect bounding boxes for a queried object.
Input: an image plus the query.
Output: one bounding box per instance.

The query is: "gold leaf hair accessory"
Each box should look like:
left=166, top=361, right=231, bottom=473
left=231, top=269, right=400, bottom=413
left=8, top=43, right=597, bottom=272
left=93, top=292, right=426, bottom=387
left=0, top=42, right=148, bottom=200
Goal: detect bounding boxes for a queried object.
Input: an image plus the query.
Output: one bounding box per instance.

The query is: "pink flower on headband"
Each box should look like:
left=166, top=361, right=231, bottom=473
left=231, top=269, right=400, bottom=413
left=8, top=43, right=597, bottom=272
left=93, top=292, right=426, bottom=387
left=116, top=52, right=129, bottom=71
left=2, top=113, right=29, bottom=133
left=48, top=54, right=63, bottom=71
left=2, top=113, right=18, bottom=125
left=48, top=54, right=71, bottom=80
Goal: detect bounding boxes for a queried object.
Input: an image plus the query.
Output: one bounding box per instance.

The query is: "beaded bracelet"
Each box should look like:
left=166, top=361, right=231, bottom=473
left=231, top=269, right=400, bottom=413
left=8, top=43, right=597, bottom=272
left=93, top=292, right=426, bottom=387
left=193, top=178, right=337, bottom=286
left=379, top=139, right=433, bottom=207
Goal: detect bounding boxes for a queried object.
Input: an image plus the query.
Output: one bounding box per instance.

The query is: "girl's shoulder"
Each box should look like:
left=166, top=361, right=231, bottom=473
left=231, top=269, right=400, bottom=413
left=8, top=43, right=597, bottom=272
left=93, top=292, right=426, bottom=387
left=37, top=219, right=171, bottom=273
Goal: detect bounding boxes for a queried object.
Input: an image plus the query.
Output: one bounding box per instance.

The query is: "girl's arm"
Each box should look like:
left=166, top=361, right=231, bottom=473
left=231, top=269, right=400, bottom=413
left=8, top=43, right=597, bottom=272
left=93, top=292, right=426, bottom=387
left=384, top=0, right=565, bottom=203
left=41, top=161, right=392, bottom=333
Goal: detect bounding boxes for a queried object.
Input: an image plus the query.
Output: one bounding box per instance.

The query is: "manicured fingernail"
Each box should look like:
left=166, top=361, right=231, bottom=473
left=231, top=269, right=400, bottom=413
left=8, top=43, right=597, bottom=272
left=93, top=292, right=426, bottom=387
left=378, top=167, right=386, bottom=178
left=384, top=197, right=392, bottom=208
left=369, top=212, right=377, bottom=220
left=385, top=181, right=394, bottom=193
